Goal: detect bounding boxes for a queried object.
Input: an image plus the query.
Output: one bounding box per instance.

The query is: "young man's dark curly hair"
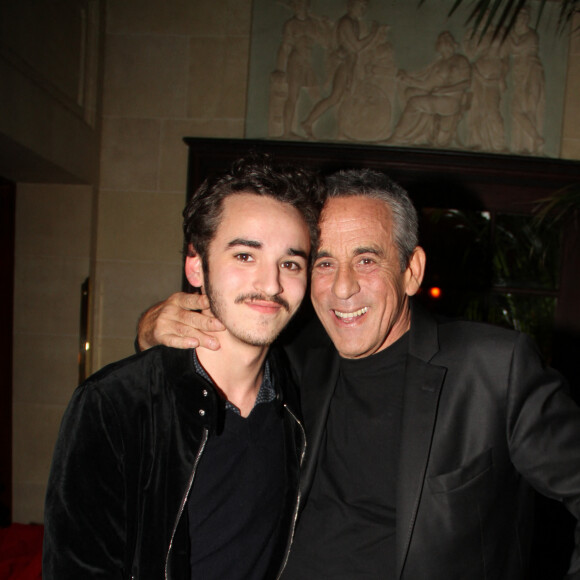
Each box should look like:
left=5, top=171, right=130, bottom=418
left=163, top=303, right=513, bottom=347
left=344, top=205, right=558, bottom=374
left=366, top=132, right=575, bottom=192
left=182, top=154, right=325, bottom=275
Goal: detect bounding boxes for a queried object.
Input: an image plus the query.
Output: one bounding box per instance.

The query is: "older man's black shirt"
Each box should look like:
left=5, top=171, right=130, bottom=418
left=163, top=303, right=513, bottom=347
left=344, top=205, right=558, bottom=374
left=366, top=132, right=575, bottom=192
left=282, top=333, right=408, bottom=579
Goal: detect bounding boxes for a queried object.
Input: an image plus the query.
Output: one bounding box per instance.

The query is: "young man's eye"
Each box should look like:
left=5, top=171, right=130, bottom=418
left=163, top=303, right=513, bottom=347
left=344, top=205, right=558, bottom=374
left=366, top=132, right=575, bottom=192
left=235, top=253, right=253, bottom=262
left=281, top=261, right=302, bottom=271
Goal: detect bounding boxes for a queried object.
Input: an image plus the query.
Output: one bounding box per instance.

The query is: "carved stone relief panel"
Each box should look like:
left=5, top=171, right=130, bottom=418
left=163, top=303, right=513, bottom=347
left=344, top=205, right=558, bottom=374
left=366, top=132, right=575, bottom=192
left=246, top=0, right=568, bottom=158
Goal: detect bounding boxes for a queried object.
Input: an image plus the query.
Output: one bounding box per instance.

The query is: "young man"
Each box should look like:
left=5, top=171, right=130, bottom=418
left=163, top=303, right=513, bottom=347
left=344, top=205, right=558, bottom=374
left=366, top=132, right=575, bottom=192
left=139, top=168, right=580, bottom=579
left=43, top=156, right=323, bottom=580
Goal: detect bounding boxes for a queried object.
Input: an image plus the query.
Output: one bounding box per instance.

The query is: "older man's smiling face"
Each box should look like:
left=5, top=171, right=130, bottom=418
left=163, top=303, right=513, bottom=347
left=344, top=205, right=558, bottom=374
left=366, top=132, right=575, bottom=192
left=310, top=195, right=424, bottom=359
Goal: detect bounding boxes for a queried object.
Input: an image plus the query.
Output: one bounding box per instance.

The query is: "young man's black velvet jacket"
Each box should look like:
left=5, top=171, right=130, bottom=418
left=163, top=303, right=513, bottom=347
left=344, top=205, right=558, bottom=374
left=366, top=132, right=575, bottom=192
left=43, top=345, right=305, bottom=580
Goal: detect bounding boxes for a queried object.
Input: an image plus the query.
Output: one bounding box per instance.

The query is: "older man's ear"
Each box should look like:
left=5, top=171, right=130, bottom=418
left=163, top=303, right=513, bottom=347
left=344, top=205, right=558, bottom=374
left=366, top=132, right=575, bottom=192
left=404, top=246, right=426, bottom=297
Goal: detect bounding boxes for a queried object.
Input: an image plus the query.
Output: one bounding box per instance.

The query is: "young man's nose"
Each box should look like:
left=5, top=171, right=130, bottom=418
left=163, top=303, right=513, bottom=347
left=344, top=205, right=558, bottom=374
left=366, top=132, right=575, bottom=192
left=254, top=264, right=283, bottom=297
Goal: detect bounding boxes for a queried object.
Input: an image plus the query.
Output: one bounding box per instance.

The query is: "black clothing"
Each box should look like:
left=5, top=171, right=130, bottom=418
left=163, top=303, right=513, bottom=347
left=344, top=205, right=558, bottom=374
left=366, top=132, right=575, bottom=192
left=188, top=401, right=287, bottom=579
left=283, top=334, right=407, bottom=579
left=43, top=346, right=305, bottom=580
left=188, top=349, right=285, bottom=578
left=281, top=302, right=580, bottom=579
left=192, top=348, right=276, bottom=413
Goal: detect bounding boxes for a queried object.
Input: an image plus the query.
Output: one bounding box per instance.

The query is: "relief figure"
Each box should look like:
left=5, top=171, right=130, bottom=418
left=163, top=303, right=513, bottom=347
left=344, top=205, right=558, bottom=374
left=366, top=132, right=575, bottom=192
left=389, top=31, right=472, bottom=148
left=463, top=17, right=509, bottom=152
left=508, top=7, right=546, bottom=155
left=337, top=24, right=395, bottom=141
left=300, top=0, right=383, bottom=139
left=269, top=0, right=331, bottom=138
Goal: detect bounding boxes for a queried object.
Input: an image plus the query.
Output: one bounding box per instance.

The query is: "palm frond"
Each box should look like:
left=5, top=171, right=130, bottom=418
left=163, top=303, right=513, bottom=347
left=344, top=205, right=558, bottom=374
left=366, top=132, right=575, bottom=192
left=419, top=0, right=580, bottom=36
left=533, top=183, right=580, bottom=230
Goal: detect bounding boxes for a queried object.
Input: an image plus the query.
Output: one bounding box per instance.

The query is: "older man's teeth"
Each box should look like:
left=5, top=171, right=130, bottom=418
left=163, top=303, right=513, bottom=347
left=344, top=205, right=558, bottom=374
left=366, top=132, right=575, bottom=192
left=334, top=307, right=369, bottom=319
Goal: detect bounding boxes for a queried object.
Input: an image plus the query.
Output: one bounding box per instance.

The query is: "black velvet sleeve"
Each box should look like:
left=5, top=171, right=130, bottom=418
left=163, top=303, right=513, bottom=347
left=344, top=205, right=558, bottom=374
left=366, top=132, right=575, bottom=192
left=43, top=380, right=127, bottom=579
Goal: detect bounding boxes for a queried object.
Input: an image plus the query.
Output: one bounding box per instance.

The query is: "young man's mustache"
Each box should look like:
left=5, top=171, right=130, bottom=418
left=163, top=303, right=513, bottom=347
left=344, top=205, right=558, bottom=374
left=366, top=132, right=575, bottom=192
left=235, top=293, right=290, bottom=312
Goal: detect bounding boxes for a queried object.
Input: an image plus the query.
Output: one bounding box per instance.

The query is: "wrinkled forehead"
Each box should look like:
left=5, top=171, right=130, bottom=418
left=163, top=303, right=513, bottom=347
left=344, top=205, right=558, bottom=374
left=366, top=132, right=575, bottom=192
left=321, top=194, right=391, bottom=221
left=318, top=195, right=395, bottom=250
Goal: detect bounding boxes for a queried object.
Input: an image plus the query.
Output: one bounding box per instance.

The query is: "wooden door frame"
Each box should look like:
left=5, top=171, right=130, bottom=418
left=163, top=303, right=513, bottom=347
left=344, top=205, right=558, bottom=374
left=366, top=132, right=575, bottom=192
left=0, top=179, right=15, bottom=525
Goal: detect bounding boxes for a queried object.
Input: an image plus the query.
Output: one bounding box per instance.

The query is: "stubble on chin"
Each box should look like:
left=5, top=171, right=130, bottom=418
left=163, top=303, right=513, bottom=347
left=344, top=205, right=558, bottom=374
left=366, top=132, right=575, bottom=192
left=205, top=280, right=287, bottom=347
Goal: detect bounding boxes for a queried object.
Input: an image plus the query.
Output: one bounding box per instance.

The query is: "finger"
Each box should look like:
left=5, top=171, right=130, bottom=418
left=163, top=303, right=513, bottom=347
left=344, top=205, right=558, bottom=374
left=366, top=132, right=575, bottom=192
left=175, top=292, right=209, bottom=311
left=195, top=333, right=221, bottom=351
left=207, top=317, right=226, bottom=331
left=182, top=309, right=225, bottom=332
left=171, top=320, right=223, bottom=350
left=175, top=294, right=225, bottom=330
left=161, top=333, right=221, bottom=351
left=161, top=334, right=201, bottom=349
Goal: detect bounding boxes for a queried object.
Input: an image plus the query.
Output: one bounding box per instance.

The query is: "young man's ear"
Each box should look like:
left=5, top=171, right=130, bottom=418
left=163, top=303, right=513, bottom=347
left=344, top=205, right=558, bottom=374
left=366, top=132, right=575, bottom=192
left=184, top=245, right=205, bottom=291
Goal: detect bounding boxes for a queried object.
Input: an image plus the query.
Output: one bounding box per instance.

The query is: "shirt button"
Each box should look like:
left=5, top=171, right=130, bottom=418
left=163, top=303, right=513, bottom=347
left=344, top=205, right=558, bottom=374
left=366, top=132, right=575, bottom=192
left=202, top=390, right=208, bottom=397
left=199, top=409, right=206, bottom=417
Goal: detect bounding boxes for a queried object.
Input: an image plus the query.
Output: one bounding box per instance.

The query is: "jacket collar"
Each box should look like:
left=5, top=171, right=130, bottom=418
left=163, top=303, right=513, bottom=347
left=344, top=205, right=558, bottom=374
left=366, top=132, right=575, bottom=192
left=408, top=299, right=441, bottom=362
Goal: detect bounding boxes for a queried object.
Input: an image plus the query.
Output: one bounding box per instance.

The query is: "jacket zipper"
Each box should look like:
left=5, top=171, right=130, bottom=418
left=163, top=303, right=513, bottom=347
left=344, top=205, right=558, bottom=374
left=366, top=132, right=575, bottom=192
left=164, top=427, right=209, bottom=580
left=276, top=404, right=307, bottom=579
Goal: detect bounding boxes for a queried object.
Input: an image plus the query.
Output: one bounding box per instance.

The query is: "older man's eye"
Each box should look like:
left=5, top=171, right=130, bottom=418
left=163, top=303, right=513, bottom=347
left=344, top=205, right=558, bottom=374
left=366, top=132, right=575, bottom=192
left=359, top=257, right=376, bottom=265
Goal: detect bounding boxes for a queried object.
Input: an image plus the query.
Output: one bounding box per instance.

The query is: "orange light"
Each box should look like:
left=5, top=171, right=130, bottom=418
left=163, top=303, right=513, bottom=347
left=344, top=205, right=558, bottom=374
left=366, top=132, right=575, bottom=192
left=429, top=287, right=442, bottom=299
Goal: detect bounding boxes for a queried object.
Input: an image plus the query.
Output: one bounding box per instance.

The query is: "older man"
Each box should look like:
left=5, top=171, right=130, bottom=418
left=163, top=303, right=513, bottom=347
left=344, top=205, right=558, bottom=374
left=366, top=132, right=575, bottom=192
left=138, top=169, right=580, bottom=579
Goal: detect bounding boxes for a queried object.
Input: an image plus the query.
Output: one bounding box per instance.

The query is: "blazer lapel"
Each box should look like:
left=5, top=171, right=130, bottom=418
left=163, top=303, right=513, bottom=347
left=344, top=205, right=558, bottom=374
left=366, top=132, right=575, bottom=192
left=298, top=344, right=340, bottom=500
left=396, top=302, right=446, bottom=578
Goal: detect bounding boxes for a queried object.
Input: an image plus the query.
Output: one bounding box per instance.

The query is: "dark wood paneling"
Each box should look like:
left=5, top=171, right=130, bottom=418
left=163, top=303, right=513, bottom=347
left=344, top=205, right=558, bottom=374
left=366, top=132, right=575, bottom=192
left=184, top=137, right=580, bottom=333
left=184, top=137, right=580, bottom=209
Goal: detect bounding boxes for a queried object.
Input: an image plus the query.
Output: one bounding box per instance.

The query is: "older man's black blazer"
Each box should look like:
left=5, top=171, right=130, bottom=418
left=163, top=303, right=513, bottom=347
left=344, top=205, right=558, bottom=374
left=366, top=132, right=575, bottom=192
left=283, top=300, right=580, bottom=579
